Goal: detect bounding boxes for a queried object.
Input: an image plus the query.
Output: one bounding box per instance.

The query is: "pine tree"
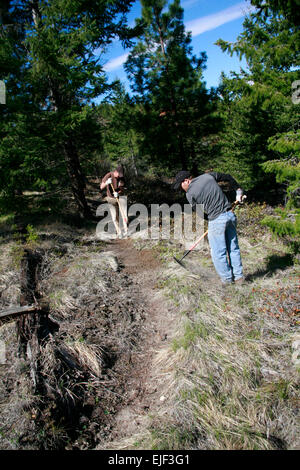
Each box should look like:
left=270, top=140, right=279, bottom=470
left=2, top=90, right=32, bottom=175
left=216, top=0, right=300, bottom=193
left=216, top=0, right=300, bottom=244
left=0, top=0, right=136, bottom=218
left=251, top=0, right=300, bottom=242
left=124, top=0, right=215, bottom=172
left=97, top=82, right=141, bottom=175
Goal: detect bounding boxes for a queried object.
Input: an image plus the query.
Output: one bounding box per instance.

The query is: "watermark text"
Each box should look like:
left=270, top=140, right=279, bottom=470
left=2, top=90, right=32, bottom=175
left=0, top=340, right=6, bottom=364
left=0, top=80, right=5, bottom=104
left=292, top=80, right=300, bottom=105
left=96, top=200, right=205, bottom=243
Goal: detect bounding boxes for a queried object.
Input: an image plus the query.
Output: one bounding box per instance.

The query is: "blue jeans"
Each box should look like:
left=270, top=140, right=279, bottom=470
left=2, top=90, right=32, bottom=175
left=208, top=211, right=243, bottom=283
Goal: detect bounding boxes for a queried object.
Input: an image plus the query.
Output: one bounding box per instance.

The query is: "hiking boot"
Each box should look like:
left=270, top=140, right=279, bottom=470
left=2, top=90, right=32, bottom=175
left=235, top=277, right=245, bottom=284
left=220, top=280, right=233, bottom=288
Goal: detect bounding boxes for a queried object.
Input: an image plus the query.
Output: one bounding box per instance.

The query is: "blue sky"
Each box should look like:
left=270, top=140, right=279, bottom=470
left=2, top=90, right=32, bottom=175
left=100, top=0, right=255, bottom=93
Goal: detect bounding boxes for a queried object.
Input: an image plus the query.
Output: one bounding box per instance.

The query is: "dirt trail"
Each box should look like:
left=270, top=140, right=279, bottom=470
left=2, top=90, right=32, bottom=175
left=98, top=238, right=173, bottom=448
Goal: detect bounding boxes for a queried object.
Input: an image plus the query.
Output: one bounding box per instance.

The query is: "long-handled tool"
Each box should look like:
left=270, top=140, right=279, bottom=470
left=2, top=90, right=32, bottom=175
left=173, top=199, right=245, bottom=268
left=110, top=183, right=128, bottom=230
left=174, top=229, right=208, bottom=267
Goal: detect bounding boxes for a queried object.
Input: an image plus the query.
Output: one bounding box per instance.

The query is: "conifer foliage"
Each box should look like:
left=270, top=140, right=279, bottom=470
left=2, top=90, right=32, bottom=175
left=0, top=0, right=299, bottom=235
left=0, top=0, right=135, bottom=217
left=124, top=0, right=215, bottom=171
left=215, top=0, right=300, bottom=242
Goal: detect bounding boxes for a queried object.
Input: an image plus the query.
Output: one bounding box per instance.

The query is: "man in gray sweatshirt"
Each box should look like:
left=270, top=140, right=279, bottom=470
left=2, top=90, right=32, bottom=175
left=173, top=170, right=244, bottom=284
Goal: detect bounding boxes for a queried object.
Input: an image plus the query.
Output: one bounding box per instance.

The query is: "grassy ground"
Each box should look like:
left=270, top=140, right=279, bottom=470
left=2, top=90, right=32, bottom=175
left=0, top=220, right=147, bottom=449
left=127, top=203, right=300, bottom=450
left=0, top=185, right=299, bottom=450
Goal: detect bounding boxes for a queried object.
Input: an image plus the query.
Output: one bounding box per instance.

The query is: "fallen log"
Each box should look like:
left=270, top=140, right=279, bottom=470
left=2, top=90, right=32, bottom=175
left=16, top=249, right=43, bottom=358
left=0, top=305, right=41, bottom=319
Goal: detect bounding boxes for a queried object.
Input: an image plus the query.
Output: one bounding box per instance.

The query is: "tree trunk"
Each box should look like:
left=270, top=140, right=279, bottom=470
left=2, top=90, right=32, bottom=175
left=31, top=3, right=92, bottom=220
left=130, top=139, right=138, bottom=176
left=16, top=249, right=43, bottom=388
left=63, top=138, right=93, bottom=219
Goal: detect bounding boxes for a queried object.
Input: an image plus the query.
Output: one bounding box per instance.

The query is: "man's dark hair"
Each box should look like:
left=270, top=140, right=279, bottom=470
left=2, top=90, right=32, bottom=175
left=115, top=164, right=124, bottom=177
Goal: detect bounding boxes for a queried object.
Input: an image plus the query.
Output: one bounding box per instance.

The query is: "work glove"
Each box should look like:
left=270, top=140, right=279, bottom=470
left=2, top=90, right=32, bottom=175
left=106, top=177, right=112, bottom=186
left=236, top=188, right=243, bottom=202
left=113, top=191, right=119, bottom=198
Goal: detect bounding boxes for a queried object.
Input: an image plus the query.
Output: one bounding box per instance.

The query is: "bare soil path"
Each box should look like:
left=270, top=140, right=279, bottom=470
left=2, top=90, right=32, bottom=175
left=97, top=238, right=174, bottom=449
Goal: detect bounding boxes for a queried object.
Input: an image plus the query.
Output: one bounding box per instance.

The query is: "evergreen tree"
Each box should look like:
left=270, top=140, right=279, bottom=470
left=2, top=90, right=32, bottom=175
left=216, top=0, right=299, bottom=193
left=250, top=0, right=300, bottom=240
left=251, top=0, right=300, bottom=26
left=97, top=82, right=141, bottom=175
left=261, top=148, right=300, bottom=240
left=215, top=0, right=299, bottom=243
left=124, top=0, right=215, bottom=172
left=0, top=0, right=136, bottom=218
left=0, top=1, right=35, bottom=204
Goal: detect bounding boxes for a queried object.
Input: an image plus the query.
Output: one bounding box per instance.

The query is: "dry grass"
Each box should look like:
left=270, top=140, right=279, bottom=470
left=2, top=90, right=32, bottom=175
left=0, top=241, right=22, bottom=309
left=0, top=222, right=145, bottom=449
left=111, top=208, right=300, bottom=451
left=0, top=205, right=299, bottom=450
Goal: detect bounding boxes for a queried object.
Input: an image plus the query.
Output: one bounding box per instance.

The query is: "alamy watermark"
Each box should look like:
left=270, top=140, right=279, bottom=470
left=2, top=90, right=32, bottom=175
left=96, top=198, right=205, bottom=245
left=0, top=340, right=6, bottom=364
left=0, top=80, right=5, bottom=104
left=292, top=80, right=300, bottom=105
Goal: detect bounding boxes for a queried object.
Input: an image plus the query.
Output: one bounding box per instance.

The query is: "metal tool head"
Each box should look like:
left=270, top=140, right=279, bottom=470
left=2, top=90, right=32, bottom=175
left=173, top=256, right=187, bottom=269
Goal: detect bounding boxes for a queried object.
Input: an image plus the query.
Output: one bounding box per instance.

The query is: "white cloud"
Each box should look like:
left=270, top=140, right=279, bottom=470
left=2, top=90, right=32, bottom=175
left=185, top=1, right=255, bottom=37
left=103, top=52, right=129, bottom=72
left=102, top=2, right=255, bottom=72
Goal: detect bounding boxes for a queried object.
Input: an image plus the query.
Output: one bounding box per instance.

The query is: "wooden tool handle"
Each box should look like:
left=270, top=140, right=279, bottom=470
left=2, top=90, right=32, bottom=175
left=110, top=183, right=128, bottom=225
